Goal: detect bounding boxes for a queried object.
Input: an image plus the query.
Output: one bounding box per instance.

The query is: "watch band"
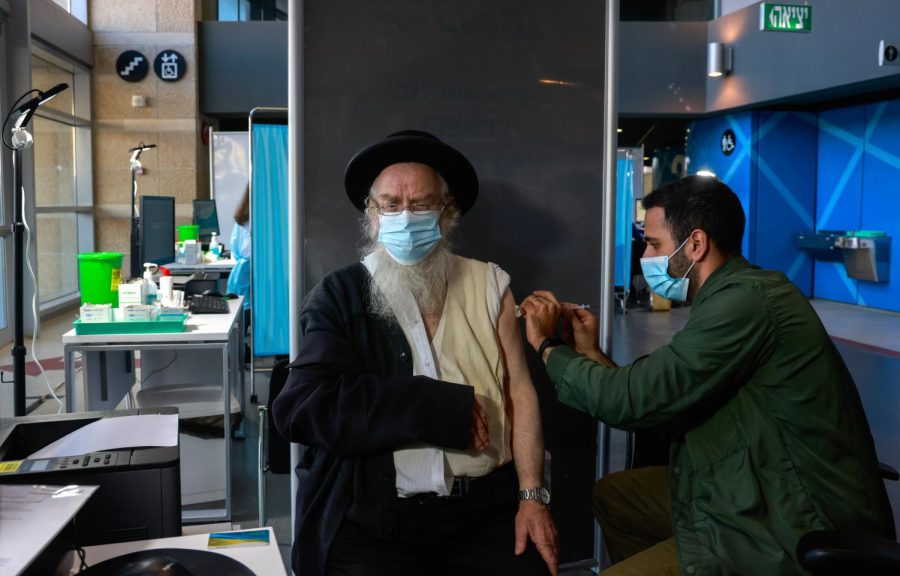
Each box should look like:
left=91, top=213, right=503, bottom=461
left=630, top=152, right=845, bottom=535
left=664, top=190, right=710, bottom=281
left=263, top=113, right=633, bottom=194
left=518, top=486, right=551, bottom=505
left=537, top=337, right=564, bottom=359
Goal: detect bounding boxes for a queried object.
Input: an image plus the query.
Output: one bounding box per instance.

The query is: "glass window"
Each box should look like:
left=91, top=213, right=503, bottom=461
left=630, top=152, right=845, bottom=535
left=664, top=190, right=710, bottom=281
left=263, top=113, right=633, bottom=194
left=47, top=0, right=87, bottom=25
left=30, top=51, right=93, bottom=306
left=30, top=55, right=75, bottom=116
left=32, top=117, right=77, bottom=207
left=217, top=0, right=287, bottom=21
left=36, top=213, right=79, bottom=303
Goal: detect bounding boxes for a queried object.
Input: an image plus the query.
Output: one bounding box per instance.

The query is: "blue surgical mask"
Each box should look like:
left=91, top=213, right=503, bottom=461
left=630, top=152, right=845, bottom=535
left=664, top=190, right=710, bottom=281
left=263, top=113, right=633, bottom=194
left=640, top=237, right=697, bottom=302
left=378, top=211, right=443, bottom=265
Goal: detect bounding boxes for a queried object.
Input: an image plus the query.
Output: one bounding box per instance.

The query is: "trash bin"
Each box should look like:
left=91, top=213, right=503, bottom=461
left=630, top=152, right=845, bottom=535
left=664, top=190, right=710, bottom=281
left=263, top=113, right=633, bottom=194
left=78, top=252, right=124, bottom=306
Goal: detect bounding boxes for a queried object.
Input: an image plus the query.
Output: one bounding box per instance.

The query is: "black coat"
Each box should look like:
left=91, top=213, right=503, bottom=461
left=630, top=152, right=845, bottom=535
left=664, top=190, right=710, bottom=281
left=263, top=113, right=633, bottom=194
left=272, top=263, right=475, bottom=576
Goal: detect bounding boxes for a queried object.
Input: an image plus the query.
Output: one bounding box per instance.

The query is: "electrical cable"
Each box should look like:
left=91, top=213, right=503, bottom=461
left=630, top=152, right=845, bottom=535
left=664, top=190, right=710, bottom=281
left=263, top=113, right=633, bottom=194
left=138, top=350, right=178, bottom=386
left=75, top=546, right=89, bottom=571
left=21, top=182, right=65, bottom=413
left=133, top=171, right=140, bottom=218
left=636, top=122, right=658, bottom=147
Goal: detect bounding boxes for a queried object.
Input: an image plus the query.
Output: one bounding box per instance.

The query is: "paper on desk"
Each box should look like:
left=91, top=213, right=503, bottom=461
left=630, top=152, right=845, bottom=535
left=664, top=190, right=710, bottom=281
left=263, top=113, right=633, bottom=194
left=0, top=484, right=97, bottom=575
left=28, top=414, right=178, bottom=460
left=208, top=529, right=271, bottom=548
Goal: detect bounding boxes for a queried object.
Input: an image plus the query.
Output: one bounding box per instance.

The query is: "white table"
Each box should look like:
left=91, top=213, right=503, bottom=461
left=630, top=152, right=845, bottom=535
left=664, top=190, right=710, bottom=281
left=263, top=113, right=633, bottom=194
left=61, top=527, right=287, bottom=576
left=62, top=298, right=245, bottom=522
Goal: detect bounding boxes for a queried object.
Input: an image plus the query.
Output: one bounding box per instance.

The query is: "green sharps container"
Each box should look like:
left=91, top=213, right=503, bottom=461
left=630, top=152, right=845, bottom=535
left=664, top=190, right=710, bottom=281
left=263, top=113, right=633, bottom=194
left=77, top=252, right=124, bottom=307
left=178, top=224, right=199, bottom=242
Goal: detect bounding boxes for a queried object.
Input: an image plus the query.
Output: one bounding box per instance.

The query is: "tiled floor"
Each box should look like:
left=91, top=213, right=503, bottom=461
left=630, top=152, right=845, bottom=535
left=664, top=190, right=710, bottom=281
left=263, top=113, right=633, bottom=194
left=3, top=296, right=899, bottom=574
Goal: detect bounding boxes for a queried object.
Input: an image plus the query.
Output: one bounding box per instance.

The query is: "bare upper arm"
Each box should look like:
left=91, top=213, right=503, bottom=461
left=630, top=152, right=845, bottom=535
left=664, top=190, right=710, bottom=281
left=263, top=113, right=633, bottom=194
left=498, top=288, right=535, bottom=395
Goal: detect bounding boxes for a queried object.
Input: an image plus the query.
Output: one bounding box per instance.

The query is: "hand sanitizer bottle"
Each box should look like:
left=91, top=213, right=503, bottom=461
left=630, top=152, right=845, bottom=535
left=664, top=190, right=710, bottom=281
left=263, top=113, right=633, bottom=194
left=143, top=263, right=159, bottom=305
left=209, top=232, right=221, bottom=261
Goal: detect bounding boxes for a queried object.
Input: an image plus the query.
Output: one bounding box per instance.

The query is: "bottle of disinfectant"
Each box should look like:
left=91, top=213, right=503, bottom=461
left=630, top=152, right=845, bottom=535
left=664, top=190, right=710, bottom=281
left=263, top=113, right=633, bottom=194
left=143, top=262, right=159, bottom=305
left=209, top=232, right=221, bottom=261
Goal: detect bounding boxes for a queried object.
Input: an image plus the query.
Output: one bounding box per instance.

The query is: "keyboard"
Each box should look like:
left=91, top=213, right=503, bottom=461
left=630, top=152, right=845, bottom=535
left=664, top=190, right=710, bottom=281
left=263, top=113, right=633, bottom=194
left=189, top=294, right=230, bottom=314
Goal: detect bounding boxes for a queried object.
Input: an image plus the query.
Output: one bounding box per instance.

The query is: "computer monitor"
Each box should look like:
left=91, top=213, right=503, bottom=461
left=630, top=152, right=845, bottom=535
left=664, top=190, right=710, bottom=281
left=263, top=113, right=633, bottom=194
left=193, top=199, right=220, bottom=244
left=139, top=195, right=175, bottom=267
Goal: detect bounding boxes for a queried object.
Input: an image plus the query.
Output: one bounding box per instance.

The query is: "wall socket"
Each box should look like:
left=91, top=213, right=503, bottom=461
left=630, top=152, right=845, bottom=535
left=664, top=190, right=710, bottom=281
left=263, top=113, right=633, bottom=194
left=879, top=40, right=899, bottom=67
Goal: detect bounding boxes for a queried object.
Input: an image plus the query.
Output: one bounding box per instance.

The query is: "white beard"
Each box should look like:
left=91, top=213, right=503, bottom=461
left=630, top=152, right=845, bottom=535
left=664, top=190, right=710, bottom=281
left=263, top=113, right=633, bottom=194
left=366, top=242, right=455, bottom=323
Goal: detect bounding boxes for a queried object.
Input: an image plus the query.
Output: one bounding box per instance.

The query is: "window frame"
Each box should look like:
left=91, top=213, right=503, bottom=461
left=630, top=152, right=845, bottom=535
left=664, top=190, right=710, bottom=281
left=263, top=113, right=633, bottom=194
left=30, top=45, right=94, bottom=312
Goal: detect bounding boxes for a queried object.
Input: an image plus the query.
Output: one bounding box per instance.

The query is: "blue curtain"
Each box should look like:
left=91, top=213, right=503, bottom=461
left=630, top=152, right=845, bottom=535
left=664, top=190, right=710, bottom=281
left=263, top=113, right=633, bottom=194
left=250, top=123, right=289, bottom=356
left=615, top=156, right=635, bottom=288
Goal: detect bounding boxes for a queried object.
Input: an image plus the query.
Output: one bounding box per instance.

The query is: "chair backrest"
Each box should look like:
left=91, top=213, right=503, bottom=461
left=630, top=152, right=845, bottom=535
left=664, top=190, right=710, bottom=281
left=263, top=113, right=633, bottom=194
left=266, top=357, right=292, bottom=474
left=797, top=463, right=899, bottom=574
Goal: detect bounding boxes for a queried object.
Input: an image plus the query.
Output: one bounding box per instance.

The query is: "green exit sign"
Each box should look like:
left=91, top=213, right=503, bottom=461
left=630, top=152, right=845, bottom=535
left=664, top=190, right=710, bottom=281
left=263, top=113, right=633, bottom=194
left=760, top=3, right=813, bottom=33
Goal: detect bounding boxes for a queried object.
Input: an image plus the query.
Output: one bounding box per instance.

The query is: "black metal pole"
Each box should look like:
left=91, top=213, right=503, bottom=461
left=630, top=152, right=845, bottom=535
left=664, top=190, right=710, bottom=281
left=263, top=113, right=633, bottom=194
left=130, top=165, right=139, bottom=278
left=12, top=146, right=26, bottom=416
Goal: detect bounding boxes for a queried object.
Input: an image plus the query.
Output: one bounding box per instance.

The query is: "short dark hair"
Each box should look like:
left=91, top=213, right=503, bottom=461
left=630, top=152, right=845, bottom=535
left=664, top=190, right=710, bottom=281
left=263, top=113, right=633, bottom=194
left=642, top=175, right=745, bottom=256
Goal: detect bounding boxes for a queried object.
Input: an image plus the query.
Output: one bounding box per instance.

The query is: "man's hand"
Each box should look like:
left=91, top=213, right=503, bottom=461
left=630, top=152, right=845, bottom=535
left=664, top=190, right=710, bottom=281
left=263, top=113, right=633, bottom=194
left=562, top=304, right=600, bottom=357
left=469, top=396, right=489, bottom=451
left=519, top=290, right=562, bottom=351
left=515, top=500, right=559, bottom=576
left=562, top=305, right=616, bottom=367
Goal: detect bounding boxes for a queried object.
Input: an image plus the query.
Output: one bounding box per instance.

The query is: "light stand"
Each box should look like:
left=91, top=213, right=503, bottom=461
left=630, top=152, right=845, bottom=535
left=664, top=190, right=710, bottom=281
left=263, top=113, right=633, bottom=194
left=129, top=142, right=156, bottom=278
left=2, top=83, right=68, bottom=416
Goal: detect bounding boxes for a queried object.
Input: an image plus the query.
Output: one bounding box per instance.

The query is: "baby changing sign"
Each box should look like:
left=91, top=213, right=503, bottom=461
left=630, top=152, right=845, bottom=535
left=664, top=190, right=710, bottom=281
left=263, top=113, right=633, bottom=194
left=154, top=50, right=186, bottom=82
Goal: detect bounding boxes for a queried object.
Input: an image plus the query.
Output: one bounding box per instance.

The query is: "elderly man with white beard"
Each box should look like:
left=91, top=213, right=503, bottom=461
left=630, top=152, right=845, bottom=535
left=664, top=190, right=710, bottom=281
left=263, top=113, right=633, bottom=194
left=273, top=131, right=558, bottom=576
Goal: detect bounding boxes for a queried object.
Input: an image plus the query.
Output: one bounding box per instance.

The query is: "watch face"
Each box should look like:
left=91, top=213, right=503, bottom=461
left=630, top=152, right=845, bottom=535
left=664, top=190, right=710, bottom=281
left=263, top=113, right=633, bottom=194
left=539, top=487, right=551, bottom=505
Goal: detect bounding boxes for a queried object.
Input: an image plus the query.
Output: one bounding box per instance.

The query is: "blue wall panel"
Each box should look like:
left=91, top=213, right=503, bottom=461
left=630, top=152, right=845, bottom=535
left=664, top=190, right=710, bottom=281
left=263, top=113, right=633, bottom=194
left=686, top=112, right=754, bottom=259
left=815, top=106, right=865, bottom=304
left=753, top=112, right=817, bottom=296
left=859, top=100, right=900, bottom=312
left=679, top=99, right=900, bottom=313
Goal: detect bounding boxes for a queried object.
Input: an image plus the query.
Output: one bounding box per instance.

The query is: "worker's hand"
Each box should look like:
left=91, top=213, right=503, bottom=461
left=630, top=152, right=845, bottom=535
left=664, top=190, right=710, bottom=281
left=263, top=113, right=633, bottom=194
left=469, top=396, right=489, bottom=451
left=562, top=304, right=600, bottom=358
left=515, top=501, right=559, bottom=576
left=519, top=290, right=562, bottom=351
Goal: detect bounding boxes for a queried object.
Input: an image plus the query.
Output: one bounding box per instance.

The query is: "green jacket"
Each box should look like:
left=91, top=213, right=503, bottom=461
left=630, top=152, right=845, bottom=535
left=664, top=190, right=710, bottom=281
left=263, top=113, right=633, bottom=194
left=546, top=256, right=893, bottom=575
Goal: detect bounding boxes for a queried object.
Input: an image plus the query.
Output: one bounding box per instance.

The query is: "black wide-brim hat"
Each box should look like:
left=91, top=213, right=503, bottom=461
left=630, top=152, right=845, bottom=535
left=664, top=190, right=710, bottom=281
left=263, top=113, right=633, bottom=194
left=344, top=130, right=478, bottom=215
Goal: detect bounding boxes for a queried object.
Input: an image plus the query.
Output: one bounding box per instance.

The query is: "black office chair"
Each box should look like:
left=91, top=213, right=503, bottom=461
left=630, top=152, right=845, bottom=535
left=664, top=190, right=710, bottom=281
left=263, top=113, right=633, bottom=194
left=256, top=357, right=292, bottom=526
left=797, top=463, right=900, bottom=575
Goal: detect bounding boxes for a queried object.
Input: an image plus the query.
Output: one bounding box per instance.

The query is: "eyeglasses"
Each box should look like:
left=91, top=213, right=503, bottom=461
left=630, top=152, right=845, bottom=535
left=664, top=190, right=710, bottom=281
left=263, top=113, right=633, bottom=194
left=366, top=198, right=445, bottom=216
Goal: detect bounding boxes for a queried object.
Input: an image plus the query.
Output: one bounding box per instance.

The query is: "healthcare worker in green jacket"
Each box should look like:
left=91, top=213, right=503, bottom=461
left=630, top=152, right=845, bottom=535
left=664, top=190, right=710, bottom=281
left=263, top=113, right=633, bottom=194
left=519, top=176, right=894, bottom=575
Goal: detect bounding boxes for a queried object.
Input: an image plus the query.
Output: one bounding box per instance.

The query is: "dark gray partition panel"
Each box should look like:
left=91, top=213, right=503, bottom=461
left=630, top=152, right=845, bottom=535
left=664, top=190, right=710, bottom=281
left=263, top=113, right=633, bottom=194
left=303, top=1, right=606, bottom=562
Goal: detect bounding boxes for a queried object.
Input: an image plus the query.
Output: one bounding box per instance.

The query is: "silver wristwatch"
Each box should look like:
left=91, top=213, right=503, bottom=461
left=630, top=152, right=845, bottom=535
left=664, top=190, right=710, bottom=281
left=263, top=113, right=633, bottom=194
left=517, top=486, right=551, bottom=506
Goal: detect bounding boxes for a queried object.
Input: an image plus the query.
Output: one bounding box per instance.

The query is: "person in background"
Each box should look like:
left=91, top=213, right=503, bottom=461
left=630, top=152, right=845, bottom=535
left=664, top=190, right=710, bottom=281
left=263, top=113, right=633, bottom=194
left=520, top=175, right=894, bottom=575
left=273, top=131, right=557, bottom=576
left=226, top=186, right=250, bottom=306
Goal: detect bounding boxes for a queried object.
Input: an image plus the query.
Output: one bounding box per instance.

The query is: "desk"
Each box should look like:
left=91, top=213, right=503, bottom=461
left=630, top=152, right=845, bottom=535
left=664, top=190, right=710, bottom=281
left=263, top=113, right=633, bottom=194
left=62, top=298, right=245, bottom=522
left=61, top=528, right=287, bottom=576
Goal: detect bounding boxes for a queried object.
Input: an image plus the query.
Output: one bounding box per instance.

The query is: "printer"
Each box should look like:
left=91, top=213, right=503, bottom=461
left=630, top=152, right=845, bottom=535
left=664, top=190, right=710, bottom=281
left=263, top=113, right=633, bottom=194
left=0, top=408, right=181, bottom=546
